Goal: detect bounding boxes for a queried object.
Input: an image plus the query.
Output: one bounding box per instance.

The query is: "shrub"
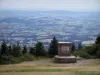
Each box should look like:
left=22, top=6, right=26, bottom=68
left=73, top=50, right=91, bottom=59
left=0, top=53, right=35, bottom=65
left=0, top=56, right=22, bottom=64
left=19, top=53, right=35, bottom=61
left=85, top=45, right=97, bottom=55
left=9, top=56, right=22, bottom=64
left=29, top=47, right=36, bottom=56
left=23, top=53, right=35, bottom=61
left=96, top=50, right=100, bottom=58
left=0, top=56, right=11, bottom=64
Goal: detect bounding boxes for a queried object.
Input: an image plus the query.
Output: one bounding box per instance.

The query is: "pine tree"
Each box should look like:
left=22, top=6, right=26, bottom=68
left=71, top=43, right=75, bottom=52
left=12, top=42, right=21, bottom=57
left=0, top=49, right=1, bottom=59
left=35, top=41, right=45, bottom=56
left=8, top=45, right=12, bottom=55
left=95, top=35, right=100, bottom=44
left=22, top=45, right=27, bottom=54
left=29, top=47, right=36, bottom=55
left=48, top=37, right=58, bottom=57
left=0, top=41, right=8, bottom=56
left=78, top=43, right=82, bottom=50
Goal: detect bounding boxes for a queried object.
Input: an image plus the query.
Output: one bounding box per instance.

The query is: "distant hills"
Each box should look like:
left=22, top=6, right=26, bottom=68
left=0, top=10, right=100, bottom=46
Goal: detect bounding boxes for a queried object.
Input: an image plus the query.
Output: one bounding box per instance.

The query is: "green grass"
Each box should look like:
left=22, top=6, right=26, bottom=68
left=0, top=68, right=99, bottom=72
left=0, top=68, right=100, bottom=75
left=74, top=71, right=100, bottom=75
left=0, top=59, right=100, bottom=75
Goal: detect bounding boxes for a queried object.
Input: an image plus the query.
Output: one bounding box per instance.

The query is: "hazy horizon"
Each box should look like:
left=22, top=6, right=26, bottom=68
left=0, top=0, right=100, bottom=12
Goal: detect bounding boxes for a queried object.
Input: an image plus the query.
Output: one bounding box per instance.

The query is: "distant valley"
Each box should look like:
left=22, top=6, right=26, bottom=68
left=0, top=10, right=100, bottom=46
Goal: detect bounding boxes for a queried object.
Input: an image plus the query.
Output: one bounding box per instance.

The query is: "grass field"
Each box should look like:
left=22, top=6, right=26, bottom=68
left=0, top=58, right=100, bottom=75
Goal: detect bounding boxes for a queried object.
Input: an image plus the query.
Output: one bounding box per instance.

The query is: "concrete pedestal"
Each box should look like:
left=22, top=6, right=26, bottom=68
left=55, top=55, right=77, bottom=63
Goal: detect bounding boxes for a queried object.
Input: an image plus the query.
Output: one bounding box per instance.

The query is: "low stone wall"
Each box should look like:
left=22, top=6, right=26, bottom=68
left=55, top=55, right=77, bottom=63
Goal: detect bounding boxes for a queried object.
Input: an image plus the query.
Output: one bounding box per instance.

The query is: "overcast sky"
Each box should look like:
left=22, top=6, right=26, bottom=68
left=0, top=0, right=100, bottom=12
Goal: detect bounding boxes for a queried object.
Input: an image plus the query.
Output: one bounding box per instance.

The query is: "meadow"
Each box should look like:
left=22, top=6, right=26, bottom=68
left=0, top=58, right=100, bottom=75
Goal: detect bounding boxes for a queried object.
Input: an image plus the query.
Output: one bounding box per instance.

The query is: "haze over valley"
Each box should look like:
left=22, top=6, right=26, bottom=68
left=0, top=10, right=100, bottom=46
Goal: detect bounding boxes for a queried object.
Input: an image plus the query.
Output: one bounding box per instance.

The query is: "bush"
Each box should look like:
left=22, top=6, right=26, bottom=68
left=9, top=56, right=22, bottom=64
left=0, top=56, right=11, bottom=64
left=96, top=50, right=100, bottom=58
left=84, top=45, right=97, bottom=55
left=0, top=53, right=35, bottom=65
left=83, top=44, right=100, bottom=58
left=73, top=43, right=100, bottom=59
left=21, top=53, right=35, bottom=61
left=0, top=56, right=22, bottom=64
left=73, top=50, right=91, bottom=59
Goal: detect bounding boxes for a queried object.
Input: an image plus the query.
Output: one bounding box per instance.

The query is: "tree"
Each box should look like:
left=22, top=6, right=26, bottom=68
left=71, top=43, right=75, bottom=52
left=12, top=42, right=21, bottom=57
left=29, top=47, right=36, bottom=56
left=0, top=41, right=11, bottom=64
left=0, top=48, right=1, bottom=57
left=96, top=48, right=100, bottom=58
left=35, top=41, right=45, bottom=56
left=95, top=43, right=100, bottom=58
left=95, top=35, right=100, bottom=58
left=0, top=41, right=8, bottom=56
left=8, top=45, right=12, bottom=55
left=95, top=35, right=100, bottom=44
left=22, top=45, right=27, bottom=54
left=48, top=37, right=58, bottom=57
left=78, top=43, right=82, bottom=50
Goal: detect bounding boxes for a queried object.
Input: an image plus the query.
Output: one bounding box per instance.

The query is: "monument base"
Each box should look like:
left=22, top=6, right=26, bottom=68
left=55, top=55, right=77, bottom=63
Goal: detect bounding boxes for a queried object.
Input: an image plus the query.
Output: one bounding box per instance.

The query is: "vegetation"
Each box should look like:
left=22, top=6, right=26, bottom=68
left=22, top=45, right=27, bottom=54
left=29, top=47, right=36, bottom=56
left=78, top=43, right=82, bottom=50
left=71, top=43, right=75, bottom=52
left=95, top=35, right=100, bottom=44
left=48, top=37, right=58, bottom=57
left=0, top=41, right=35, bottom=64
left=35, top=41, right=46, bottom=56
left=0, top=36, right=100, bottom=75
left=0, top=41, right=8, bottom=56
left=0, top=59, right=100, bottom=75
left=0, top=35, right=100, bottom=64
left=0, top=37, right=58, bottom=64
left=73, top=35, right=100, bottom=59
left=73, top=50, right=91, bottom=59
left=12, top=42, right=21, bottom=57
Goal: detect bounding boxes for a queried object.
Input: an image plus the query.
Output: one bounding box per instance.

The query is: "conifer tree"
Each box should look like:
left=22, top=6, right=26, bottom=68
left=71, top=43, right=75, bottom=52
left=0, top=41, right=8, bottom=56
left=78, top=43, right=82, bottom=50
left=22, top=45, right=27, bottom=54
left=8, top=45, right=12, bottom=55
left=48, top=37, right=58, bottom=57
left=12, top=42, right=21, bottom=57
left=35, top=41, right=45, bottom=56
left=95, top=35, right=100, bottom=44
left=29, top=47, right=36, bottom=55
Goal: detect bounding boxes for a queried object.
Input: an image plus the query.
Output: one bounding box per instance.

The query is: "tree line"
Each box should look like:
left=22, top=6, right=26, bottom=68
left=0, top=37, right=58, bottom=64
left=0, top=35, right=100, bottom=64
